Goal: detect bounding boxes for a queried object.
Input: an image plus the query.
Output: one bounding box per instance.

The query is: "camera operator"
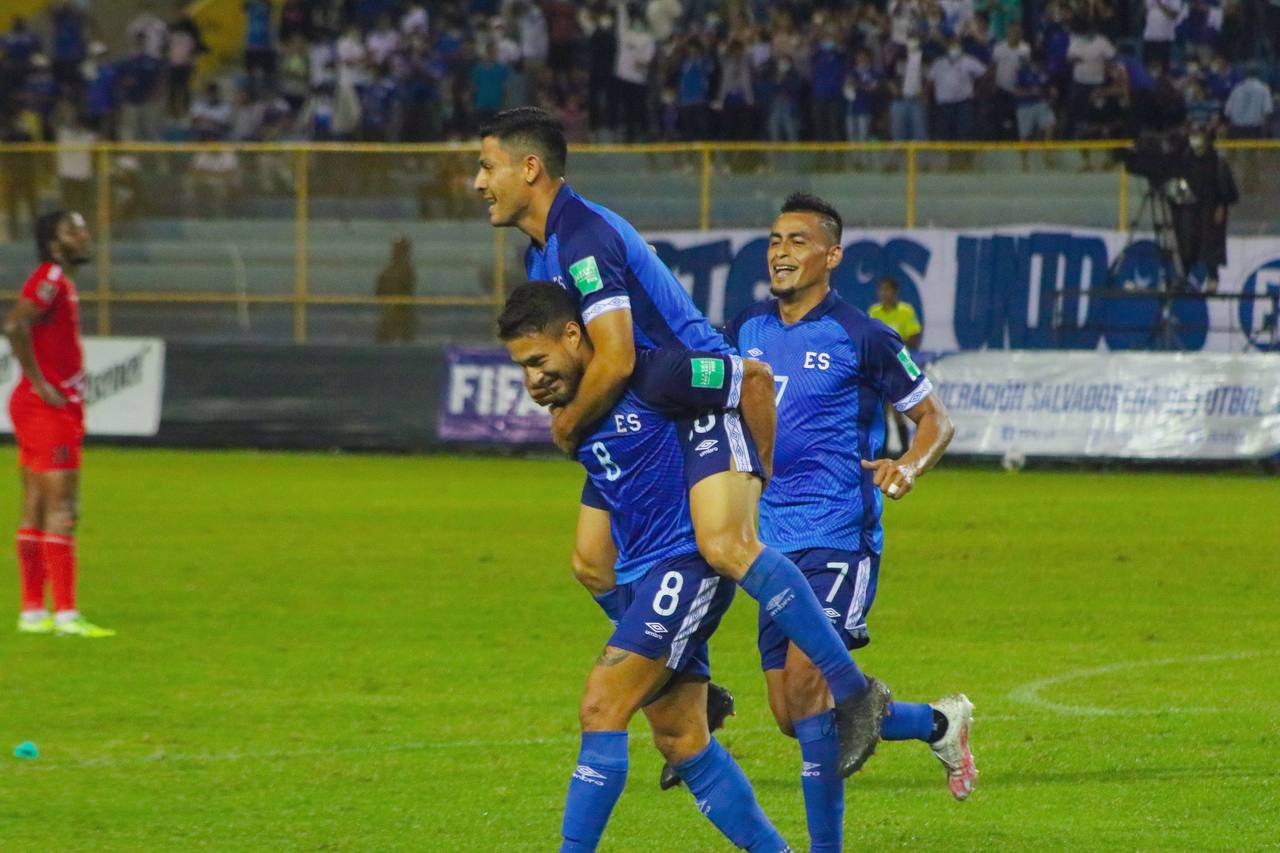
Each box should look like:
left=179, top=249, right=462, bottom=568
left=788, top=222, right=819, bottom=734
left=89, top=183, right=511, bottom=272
left=1170, top=124, right=1238, bottom=293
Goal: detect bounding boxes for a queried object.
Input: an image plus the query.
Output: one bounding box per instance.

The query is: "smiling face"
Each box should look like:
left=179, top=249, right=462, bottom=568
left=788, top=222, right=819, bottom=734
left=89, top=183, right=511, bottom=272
left=474, top=135, right=535, bottom=228
left=503, top=321, right=589, bottom=407
left=54, top=212, right=92, bottom=266
left=767, top=211, right=842, bottom=302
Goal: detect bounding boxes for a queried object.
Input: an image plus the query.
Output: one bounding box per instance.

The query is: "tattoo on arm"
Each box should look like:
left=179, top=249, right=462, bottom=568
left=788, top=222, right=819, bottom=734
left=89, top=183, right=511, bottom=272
left=596, top=647, right=631, bottom=667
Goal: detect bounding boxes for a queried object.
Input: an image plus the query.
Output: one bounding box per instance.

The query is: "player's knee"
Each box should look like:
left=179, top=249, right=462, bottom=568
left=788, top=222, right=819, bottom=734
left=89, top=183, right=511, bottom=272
left=651, top=728, right=706, bottom=766
left=694, top=529, right=758, bottom=578
left=44, top=501, right=77, bottom=535
left=765, top=680, right=796, bottom=738
left=578, top=690, right=628, bottom=732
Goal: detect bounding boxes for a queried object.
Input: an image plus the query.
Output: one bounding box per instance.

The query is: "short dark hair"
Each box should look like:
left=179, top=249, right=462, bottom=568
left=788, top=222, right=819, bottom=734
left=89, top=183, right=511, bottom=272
left=780, top=192, right=842, bottom=245
left=35, top=210, right=68, bottom=263
left=479, top=107, right=568, bottom=178
left=497, top=281, right=579, bottom=340
left=878, top=276, right=899, bottom=291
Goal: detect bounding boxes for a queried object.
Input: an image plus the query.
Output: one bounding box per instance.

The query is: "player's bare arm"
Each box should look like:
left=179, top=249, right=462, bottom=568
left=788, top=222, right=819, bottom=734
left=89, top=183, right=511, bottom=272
left=572, top=503, right=617, bottom=597
left=861, top=395, right=954, bottom=500
left=549, top=308, right=635, bottom=454
left=4, top=299, right=66, bottom=408
left=738, top=358, right=776, bottom=482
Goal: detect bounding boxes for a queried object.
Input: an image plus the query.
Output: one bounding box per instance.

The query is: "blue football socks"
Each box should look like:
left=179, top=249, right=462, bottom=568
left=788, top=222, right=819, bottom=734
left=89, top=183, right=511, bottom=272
left=793, top=711, right=844, bottom=853
left=740, top=547, right=868, bottom=702
left=881, top=701, right=935, bottom=741
left=675, top=738, right=790, bottom=852
left=561, top=731, right=628, bottom=852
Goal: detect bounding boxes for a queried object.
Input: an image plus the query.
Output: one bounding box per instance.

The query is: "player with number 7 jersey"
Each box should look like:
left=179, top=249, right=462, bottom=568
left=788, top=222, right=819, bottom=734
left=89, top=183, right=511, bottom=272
left=499, top=281, right=793, bottom=852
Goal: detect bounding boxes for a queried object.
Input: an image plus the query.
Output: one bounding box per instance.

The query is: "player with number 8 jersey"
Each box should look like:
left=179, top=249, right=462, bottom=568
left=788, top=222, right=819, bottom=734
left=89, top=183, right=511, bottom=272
left=499, top=281, right=792, bottom=852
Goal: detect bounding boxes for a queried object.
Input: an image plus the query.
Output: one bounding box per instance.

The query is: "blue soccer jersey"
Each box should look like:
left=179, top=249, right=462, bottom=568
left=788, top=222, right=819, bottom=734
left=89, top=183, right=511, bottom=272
left=526, top=184, right=731, bottom=355
left=726, top=289, right=932, bottom=554
left=576, top=387, right=699, bottom=586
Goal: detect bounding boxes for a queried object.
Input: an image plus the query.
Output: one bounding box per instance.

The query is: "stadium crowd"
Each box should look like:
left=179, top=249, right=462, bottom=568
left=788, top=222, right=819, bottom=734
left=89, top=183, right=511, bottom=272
left=0, top=0, right=1277, bottom=148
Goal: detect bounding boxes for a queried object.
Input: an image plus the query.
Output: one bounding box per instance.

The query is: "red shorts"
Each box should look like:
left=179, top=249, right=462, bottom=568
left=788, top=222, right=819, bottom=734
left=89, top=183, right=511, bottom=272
left=9, top=387, right=84, bottom=472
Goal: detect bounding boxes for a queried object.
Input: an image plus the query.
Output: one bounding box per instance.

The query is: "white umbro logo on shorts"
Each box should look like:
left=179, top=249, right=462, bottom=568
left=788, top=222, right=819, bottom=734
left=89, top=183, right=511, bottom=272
left=695, top=439, right=719, bottom=457
left=747, top=348, right=763, bottom=357
left=823, top=608, right=841, bottom=620
left=645, top=622, right=668, bottom=634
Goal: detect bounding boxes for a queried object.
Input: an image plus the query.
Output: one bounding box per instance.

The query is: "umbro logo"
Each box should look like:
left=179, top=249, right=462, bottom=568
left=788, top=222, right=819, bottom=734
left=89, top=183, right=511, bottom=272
left=573, top=765, right=607, bottom=786
left=747, top=348, right=763, bottom=357
left=802, top=761, right=822, bottom=777
left=645, top=622, right=668, bottom=634
left=766, top=588, right=795, bottom=616
left=696, top=798, right=711, bottom=815
left=823, top=608, right=841, bottom=620
left=694, top=439, right=719, bottom=457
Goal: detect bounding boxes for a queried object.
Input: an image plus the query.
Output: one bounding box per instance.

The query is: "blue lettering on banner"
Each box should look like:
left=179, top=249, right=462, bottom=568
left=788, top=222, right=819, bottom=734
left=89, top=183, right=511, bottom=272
left=1239, top=258, right=1280, bottom=352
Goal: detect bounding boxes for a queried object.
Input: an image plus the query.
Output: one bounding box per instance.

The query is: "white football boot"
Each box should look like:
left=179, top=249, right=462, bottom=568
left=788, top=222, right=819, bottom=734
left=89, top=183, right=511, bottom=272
left=929, top=693, right=977, bottom=800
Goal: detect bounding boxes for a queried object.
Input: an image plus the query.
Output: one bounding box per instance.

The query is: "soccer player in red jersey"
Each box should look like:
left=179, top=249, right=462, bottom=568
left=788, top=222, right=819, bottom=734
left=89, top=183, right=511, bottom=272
left=7, top=210, right=114, bottom=637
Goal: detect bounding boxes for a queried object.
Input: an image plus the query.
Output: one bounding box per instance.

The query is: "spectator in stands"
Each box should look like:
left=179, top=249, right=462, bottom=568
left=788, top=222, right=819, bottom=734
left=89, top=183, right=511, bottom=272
left=927, top=38, right=986, bottom=141
left=82, top=42, right=117, bottom=138
left=1064, top=17, right=1115, bottom=139
left=990, top=21, right=1030, bottom=139
left=716, top=36, right=756, bottom=142
left=1014, top=51, right=1056, bottom=149
left=128, top=1, right=168, bottom=60
left=118, top=33, right=165, bottom=141
left=279, top=0, right=309, bottom=44
left=516, top=1, right=549, bottom=74
left=544, top=0, right=580, bottom=101
left=845, top=49, right=881, bottom=142
left=762, top=53, right=804, bottom=143
left=1223, top=64, right=1275, bottom=140
left=278, top=34, right=311, bottom=112
left=375, top=236, right=417, bottom=343
left=613, top=1, right=656, bottom=142
left=49, top=2, right=88, bottom=93
left=366, top=14, right=400, bottom=68
left=167, top=12, right=206, bottom=118
left=2, top=111, right=39, bottom=240
left=471, top=42, right=510, bottom=129
left=585, top=7, right=617, bottom=137
left=191, top=82, right=232, bottom=139
left=676, top=37, right=713, bottom=140
left=1, top=17, right=41, bottom=92
left=244, top=0, right=276, bottom=89
left=811, top=26, right=847, bottom=141
left=1143, top=0, right=1185, bottom=69
left=228, top=86, right=267, bottom=141
left=888, top=37, right=929, bottom=141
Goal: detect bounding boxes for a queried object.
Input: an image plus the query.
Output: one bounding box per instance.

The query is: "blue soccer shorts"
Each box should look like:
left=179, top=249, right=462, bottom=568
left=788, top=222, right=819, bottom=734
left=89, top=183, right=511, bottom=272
left=758, top=548, right=880, bottom=671
left=608, top=551, right=737, bottom=680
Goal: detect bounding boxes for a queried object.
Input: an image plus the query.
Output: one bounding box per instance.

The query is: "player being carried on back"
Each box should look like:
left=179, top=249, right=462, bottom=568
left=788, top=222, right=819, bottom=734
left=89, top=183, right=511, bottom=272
left=8, top=211, right=114, bottom=638
left=475, top=107, right=887, bottom=776
left=720, top=193, right=974, bottom=850
left=499, top=281, right=792, bottom=852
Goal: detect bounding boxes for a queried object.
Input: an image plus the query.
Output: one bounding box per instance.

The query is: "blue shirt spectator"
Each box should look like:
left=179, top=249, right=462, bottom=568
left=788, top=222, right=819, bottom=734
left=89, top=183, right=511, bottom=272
left=244, top=0, right=273, bottom=50
left=811, top=42, right=847, bottom=100
left=119, top=50, right=163, bottom=104
left=470, top=54, right=509, bottom=112
left=678, top=54, right=712, bottom=106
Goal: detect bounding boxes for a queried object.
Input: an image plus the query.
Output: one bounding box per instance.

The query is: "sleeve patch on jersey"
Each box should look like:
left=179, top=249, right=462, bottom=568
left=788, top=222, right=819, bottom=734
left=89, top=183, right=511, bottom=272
left=896, top=347, right=922, bottom=380
left=690, top=357, right=725, bottom=390
left=569, top=256, right=604, bottom=295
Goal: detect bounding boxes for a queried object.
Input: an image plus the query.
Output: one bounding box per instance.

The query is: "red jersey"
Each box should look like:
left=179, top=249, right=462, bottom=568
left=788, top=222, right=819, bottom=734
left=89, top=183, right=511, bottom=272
left=17, top=262, right=85, bottom=401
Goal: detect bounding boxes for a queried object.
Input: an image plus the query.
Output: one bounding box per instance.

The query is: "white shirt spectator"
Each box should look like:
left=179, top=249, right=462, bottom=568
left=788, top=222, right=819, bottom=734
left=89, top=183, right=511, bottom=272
left=939, top=0, right=975, bottom=33
left=1067, top=34, right=1115, bottom=85
left=646, top=0, right=682, bottom=42
left=336, top=30, right=369, bottom=85
left=614, top=8, right=655, bottom=86
left=928, top=52, right=986, bottom=103
left=1143, top=0, right=1186, bottom=42
left=1224, top=76, right=1275, bottom=129
left=366, top=25, right=400, bottom=66
left=991, top=38, right=1030, bottom=93
left=309, top=41, right=336, bottom=88
left=519, top=3, right=549, bottom=63
left=898, top=46, right=925, bottom=98
left=889, top=0, right=921, bottom=47
left=128, top=12, right=168, bottom=59
left=191, top=95, right=232, bottom=135
left=400, top=4, right=428, bottom=38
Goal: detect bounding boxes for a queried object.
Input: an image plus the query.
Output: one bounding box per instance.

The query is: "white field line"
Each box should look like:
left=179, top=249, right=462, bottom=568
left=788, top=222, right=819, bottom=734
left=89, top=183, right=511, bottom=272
left=1007, top=650, right=1280, bottom=716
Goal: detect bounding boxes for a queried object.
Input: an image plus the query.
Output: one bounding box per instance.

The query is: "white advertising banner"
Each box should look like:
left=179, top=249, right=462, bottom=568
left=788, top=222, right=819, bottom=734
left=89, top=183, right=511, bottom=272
left=646, top=226, right=1280, bottom=354
left=927, top=351, right=1280, bottom=459
left=0, top=337, right=166, bottom=436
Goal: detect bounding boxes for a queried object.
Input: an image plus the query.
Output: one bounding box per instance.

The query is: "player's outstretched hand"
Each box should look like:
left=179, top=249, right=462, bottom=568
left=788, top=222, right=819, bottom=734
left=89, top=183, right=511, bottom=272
left=35, top=380, right=67, bottom=408
left=861, top=458, right=916, bottom=500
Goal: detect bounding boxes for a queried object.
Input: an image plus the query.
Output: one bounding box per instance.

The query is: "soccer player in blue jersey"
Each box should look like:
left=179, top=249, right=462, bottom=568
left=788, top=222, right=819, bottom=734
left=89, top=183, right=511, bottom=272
left=724, top=193, right=975, bottom=850
left=498, top=281, right=791, bottom=852
left=475, top=107, right=889, bottom=777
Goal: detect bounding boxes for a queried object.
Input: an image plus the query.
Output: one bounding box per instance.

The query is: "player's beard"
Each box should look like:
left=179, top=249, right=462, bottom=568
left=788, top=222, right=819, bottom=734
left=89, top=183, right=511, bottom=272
left=770, top=278, right=817, bottom=302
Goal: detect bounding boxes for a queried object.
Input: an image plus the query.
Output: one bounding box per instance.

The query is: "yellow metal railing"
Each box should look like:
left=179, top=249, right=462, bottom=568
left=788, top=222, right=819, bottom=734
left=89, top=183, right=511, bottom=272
left=1, top=140, right=1276, bottom=343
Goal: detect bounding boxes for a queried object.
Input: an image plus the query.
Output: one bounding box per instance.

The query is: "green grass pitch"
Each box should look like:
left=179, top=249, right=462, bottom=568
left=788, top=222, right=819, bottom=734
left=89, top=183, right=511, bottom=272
left=2, top=449, right=1277, bottom=851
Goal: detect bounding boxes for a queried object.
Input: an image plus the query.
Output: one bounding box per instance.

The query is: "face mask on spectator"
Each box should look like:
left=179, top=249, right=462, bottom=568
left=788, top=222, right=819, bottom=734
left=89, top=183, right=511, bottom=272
left=948, top=46, right=961, bottom=59
left=1189, top=134, right=1206, bottom=154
